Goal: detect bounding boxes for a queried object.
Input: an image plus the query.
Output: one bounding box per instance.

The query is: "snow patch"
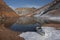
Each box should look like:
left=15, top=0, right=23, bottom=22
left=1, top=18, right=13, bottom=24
left=19, top=27, right=60, bottom=40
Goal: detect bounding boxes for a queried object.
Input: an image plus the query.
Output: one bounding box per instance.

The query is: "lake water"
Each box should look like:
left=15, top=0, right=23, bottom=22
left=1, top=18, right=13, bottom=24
left=10, top=23, right=40, bottom=32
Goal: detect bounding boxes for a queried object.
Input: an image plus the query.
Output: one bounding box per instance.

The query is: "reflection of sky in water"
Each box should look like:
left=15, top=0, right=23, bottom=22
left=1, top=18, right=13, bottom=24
left=10, top=23, right=40, bottom=32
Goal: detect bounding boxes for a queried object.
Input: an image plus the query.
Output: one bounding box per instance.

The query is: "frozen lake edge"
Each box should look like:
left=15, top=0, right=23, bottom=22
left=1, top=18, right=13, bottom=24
left=19, top=27, right=60, bottom=40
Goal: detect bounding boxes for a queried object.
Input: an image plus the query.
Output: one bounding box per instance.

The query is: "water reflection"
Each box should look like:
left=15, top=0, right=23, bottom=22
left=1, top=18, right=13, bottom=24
left=0, top=17, right=39, bottom=32
left=10, top=18, right=40, bottom=32
left=10, top=23, right=40, bottom=32
left=2, top=17, right=19, bottom=27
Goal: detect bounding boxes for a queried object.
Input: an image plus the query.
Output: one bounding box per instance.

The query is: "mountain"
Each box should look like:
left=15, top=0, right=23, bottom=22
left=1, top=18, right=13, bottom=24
left=0, top=0, right=19, bottom=17
left=41, top=0, right=60, bottom=29
left=15, top=8, right=36, bottom=16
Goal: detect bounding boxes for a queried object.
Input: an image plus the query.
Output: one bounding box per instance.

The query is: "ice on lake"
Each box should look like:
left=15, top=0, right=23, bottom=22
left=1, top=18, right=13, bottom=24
left=19, top=27, right=60, bottom=40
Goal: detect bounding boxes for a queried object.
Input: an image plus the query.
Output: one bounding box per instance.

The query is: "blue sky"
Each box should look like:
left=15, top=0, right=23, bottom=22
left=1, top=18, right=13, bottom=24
left=4, top=0, right=53, bottom=9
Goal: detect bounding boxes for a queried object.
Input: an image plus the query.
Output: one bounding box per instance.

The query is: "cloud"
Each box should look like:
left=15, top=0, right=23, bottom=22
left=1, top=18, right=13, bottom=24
left=23, top=5, right=41, bottom=8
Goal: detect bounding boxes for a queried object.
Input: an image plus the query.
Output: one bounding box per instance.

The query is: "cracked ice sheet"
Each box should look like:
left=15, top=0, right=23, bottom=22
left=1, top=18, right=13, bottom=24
left=19, top=27, right=60, bottom=40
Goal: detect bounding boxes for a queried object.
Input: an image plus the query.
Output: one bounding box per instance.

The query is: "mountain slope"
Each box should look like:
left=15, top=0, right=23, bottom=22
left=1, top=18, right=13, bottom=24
left=0, top=0, right=19, bottom=17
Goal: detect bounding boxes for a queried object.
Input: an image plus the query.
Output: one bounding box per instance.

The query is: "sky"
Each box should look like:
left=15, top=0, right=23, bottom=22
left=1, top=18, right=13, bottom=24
left=4, top=0, right=53, bottom=9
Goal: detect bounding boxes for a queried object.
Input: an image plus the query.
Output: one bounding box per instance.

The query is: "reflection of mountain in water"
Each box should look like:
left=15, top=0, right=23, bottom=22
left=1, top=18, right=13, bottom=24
left=10, top=23, right=40, bottom=32
left=16, top=16, right=36, bottom=25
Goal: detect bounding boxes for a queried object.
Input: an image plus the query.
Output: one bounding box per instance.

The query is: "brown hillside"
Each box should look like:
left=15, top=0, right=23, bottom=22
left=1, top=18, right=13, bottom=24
left=0, top=24, right=24, bottom=40
left=0, top=0, right=19, bottom=17
left=0, top=0, right=24, bottom=40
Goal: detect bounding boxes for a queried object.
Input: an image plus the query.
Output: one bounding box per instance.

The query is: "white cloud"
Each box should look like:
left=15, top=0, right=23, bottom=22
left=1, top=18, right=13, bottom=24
left=23, top=5, right=41, bottom=8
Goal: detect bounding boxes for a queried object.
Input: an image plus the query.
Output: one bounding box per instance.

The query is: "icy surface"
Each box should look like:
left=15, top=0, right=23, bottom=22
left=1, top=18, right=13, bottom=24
left=19, top=27, right=60, bottom=40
